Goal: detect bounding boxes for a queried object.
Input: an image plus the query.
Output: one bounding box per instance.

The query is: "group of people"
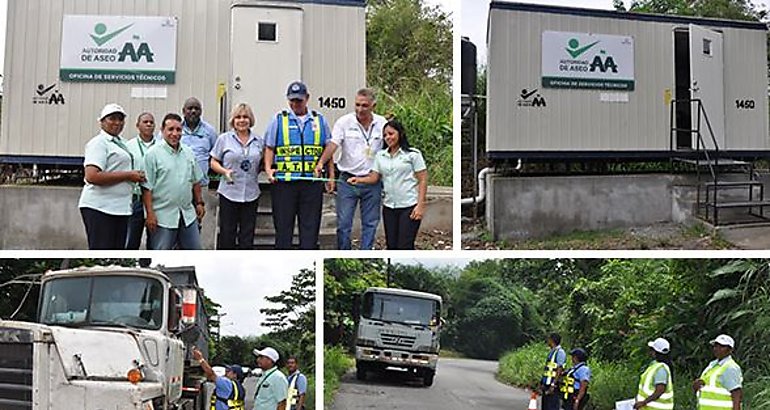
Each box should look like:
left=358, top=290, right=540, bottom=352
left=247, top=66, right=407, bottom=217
left=540, top=332, right=743, bottom=410
left=78, top=81, right=429, bottom=250
left=193, top=346, right=308, bottom=410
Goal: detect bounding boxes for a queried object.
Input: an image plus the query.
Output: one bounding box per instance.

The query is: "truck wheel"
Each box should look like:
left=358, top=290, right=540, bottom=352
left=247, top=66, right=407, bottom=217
left=422, top=370, right=435, bottom=387
left=356, top=363, right=367, bottom=381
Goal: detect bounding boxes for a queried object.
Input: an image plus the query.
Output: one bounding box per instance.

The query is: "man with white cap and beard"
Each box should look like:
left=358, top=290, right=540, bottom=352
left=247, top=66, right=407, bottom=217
left=693, top=334, right=743, bottom=410
left=252, top=347, right=288, bottom=410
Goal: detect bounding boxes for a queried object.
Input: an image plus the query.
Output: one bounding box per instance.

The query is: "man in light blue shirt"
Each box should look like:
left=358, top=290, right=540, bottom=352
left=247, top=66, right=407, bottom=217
left=252, top=347, right=288, bottom=410
left=141, top=113, right=206, bottom=250
left=286, top=357, right=307, bottom=410
left=180, top=97, right=218, bottom=187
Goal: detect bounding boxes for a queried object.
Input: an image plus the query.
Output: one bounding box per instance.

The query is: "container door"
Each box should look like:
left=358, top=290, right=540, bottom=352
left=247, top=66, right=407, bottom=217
left=689, top=24, right=725, bottom=150
left=230, top=5, right=302, bottom=131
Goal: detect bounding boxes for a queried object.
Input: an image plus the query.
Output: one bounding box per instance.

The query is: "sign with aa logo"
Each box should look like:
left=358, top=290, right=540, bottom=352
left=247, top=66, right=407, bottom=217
left=541, top=31, right=634, bottom=91
left=60, top=15, right=177, bottom=84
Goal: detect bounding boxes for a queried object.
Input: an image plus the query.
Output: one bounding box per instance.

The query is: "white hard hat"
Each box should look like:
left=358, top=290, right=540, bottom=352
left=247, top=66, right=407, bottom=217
left=647, top=337, right=670, bottom=354
left=710, top=334, right=735, bottom=348
left=253, top=347, right=280, bottom=363
left=98, top=103, right=127, bottom=121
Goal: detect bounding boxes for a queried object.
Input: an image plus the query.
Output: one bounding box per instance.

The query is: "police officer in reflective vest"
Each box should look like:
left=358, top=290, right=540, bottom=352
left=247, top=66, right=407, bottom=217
left=263, top=81, right=332, bottom=249
left=561, top=348, right=591, bottom=410
left=286, top=357, right=307, bottom=410
left=634, top=338, right=674, bottom=409
left=693, top=334, right=743, bottom=410
left=192, top=347, right=246, bottom=410
left=541, top=333, right=567, bottom=410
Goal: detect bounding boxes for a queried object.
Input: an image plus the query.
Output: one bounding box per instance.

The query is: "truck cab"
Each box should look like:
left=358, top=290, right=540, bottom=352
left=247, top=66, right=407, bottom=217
left=0, top=265, right=208, bottom=410
left=354, top=287, right=442, bottom=387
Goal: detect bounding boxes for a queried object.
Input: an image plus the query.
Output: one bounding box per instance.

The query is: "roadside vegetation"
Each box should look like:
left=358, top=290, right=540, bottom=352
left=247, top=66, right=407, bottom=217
left=324, top=346, right=354, bottom=406
left=326, top=258, right=770, bottom=409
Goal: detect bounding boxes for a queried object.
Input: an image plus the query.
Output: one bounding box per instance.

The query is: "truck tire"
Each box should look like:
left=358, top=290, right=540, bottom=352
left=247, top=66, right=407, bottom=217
left=422, top=369, right=435, bottom=387
left=356, top=362, right=367, bottom=381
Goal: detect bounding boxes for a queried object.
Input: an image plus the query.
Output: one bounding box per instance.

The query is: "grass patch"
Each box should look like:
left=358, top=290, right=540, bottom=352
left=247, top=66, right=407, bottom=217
left=439, top=349, right=465, bottom=358
left=468, top=223, right=736, bottom=250
left=324, top=345, right=354, bottom=406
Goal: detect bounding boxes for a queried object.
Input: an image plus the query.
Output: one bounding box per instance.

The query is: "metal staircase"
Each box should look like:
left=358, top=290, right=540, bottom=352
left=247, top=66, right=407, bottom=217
left=670, top=98, right=770, bottom=225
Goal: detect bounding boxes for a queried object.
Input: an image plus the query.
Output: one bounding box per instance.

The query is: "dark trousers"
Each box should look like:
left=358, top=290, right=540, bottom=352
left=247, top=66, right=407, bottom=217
left=218, top=195, right=258, bottom=250
left=271, top=180, right=323, bottom=249
left=80, top=207, right=129, bottom=250
left=541, top=390, right=561, bottom=410
left=382, top=205, right=421, bottom=250
left=125, top=197, right=145, bottom=250
left=562, top=393, right=589, bottom=410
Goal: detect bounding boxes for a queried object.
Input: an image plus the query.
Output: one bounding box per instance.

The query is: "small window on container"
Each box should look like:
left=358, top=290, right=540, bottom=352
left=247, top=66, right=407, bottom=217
left=702, top=39, right=712, bottom=56
left=258, top=22, right=277, bottom=42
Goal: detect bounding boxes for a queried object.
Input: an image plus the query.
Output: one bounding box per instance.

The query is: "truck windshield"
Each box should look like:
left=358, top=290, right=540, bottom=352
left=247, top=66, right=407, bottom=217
left=40, top=275, right=164, bottom=330
left=363, top=293, right=439, bottom=326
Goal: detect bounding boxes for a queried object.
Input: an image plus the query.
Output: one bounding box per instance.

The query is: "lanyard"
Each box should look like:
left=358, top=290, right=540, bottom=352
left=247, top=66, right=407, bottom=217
left=136, top=137, right=154, bottom=157
left=255, top=368, right=279, bottom=400
left=356, top=119, right=376, bottom=145
left=232, top=132, right=252, bottom=158
left=109, top=137, right=134, bottom=169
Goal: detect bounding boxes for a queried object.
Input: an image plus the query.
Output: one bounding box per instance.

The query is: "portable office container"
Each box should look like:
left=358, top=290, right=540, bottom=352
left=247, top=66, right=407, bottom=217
left=486, top=2, right=769, bottom=160
left=1, top=0, right=365, bottom=165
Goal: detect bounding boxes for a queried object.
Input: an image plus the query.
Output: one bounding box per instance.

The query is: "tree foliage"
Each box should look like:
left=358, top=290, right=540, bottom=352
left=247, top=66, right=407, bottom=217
left=365, top=0, right=453, bottom=186
left=616, top=0, right=767, bottom=21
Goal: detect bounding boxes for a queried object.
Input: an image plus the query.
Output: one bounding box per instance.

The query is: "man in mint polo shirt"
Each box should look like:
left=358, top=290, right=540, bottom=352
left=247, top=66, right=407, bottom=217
left=125, top=112, right=158, bottom=249
left=141, top=113, right=206, bottom=250
left=252, top=347, right=288, bottom=410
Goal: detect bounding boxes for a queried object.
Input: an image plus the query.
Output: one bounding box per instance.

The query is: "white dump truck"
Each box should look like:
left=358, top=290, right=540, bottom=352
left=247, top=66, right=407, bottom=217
left=354, top=287, right=442, bottom=387
left=0, top=265, right=211, bottom=410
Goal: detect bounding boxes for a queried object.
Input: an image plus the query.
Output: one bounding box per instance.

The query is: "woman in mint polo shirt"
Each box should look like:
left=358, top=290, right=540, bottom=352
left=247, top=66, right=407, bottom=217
left=78, top=103, right=147, bottom=249
left=347, top=119, right=428, bottom=249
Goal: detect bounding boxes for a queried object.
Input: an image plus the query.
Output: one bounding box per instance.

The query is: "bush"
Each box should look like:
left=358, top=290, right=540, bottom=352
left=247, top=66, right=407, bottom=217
left=377, top=85, right=452, bottom=187
left=498, top=342, right=549, bottom=388
left=587, top=361, right=637, bottom=410
left=324, top=345, right=354, bottom=406
left=744, top=376, right=770, bottom=409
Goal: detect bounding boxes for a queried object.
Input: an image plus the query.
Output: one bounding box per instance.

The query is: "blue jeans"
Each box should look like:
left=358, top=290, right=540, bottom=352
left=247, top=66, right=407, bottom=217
left=125, top=197, right=146, bottom=250
left=336, top=179, right=382, bottom=250
left=148, top=213, right=202, bottom=250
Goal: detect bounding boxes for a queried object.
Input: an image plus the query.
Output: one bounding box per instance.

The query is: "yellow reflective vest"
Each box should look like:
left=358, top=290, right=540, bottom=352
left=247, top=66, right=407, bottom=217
left=636, top=361, right=674, bottom=409
left=698, top=357, right=741, bottom=410
left=210, top=377, right=245, bottom=410
left=274, top=110, right=324, bottom=181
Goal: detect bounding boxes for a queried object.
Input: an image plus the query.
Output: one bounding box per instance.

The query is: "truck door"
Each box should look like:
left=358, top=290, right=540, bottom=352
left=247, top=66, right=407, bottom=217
left=230, top=5, right=303, bottom=131
left=689, top=24, right=725, bottom=150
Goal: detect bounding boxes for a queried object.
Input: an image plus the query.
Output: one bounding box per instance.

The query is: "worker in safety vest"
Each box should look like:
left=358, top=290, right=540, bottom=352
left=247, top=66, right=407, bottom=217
left=634, top=337, right=674, bottom=409
left=693, top=334, right=743, bottom=410
left=561, top=348, right=590, bottom=410
left=192, top=347, right=246, bottom=410
left=263, top=81, right=333, bottom=249
left=541, top=332, right=567, bottom=410
left=285, top=356, right=307, bottom=410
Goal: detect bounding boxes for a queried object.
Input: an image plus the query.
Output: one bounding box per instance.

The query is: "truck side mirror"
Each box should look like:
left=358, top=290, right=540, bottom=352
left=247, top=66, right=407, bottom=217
left=168, top=288, right=182, bottom=333
left=352, top=294, right=361, bottom=321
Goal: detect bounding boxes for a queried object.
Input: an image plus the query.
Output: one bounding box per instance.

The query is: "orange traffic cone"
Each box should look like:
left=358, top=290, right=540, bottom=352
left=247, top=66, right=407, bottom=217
left=528, top=391, right=538, bottom=410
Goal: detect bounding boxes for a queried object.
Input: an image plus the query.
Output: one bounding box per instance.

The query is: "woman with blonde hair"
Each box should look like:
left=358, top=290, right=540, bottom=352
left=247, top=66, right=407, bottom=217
left=210, top=103, right=265, bottom=249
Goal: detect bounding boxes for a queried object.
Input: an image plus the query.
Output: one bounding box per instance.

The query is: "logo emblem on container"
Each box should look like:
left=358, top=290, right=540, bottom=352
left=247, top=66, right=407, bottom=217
left=32, top=83, right=65, bottom=105
left=517, top=88, right=546, bottom=108
left=90, top=23, right=134, bottom=46
left=565, top=38, right=600, bottom=58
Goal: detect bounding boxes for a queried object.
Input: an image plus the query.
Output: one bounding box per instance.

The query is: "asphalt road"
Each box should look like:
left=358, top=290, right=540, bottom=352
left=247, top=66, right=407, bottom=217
left=330, top=358, right=533, bottom=410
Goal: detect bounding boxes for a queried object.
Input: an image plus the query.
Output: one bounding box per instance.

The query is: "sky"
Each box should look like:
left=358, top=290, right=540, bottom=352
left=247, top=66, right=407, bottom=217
left=461, top=0, right=770, bottom=62
left=151, top=255, right=314, bottom=338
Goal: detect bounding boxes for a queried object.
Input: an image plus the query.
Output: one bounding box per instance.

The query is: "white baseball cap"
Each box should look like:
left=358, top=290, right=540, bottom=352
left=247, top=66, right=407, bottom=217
left=710, top=334, right=735, bottom=348
left=253, top=347, right=280, bottom=363
left=647, top=337, right=670, bottom=354
left=98, top=103, right=127, bottom=121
